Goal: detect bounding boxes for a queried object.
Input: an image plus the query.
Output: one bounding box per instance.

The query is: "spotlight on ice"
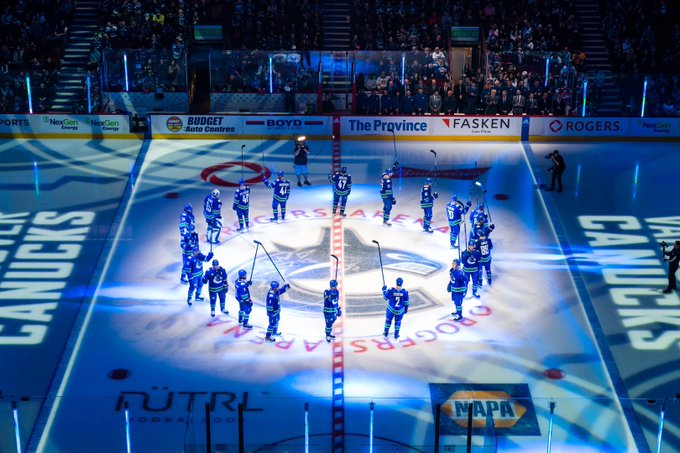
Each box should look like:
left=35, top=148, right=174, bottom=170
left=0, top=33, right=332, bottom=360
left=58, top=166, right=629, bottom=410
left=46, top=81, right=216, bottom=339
left=297, top=135, right=306, bottom=141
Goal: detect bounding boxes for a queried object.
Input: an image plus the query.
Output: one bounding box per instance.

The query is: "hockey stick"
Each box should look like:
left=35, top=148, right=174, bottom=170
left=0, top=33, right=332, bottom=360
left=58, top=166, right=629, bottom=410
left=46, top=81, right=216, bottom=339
left=253, top=240, right=286, bottom=283
left=331, top=254, right=339, bottom=281
left=475, top=181, right=493, bottom=224
left=372, top=240, right=386, bottom=287
left=241, top=144, right=246, bottom=180
left=387, top=127, right=402, bottom=193
left=249, top=241, right=260, bottom=280
left=430, top=149, right=438, bottom=190
left=388, top=127, right=397, bottom=161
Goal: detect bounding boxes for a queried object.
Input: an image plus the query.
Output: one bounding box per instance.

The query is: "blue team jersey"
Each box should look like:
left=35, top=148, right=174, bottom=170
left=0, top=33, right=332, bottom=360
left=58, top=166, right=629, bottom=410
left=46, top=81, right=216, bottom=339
left=380, top=177, right=393, bottom=198
left=179, top=211, right=195, bottom=236
left=187, top=252, right=210, bottom=279
left=469, top=209, right=488, bottom=227
left=476, top=237, right=493, bottom=261
left=420, top=185, right=438, bottom=208
left=448, top=268, right=467, bottom=292
left=461, top=249, right=482, bottom=273
left=235, top=278, right=252, bottom=302
left=383, top=287, right=409, bottom=315
left=323, top=288, right=340, bottom=313
left=329, top=173, right=352, bottom=196
left=203, top=266, right=227, bottom=291
left=234, top=187, right=251, bottom=210
left=264, top=178, right=291, bottom=202
left=446, top=202, right=468, bottom=225
left=203, top=195, right=222, bottom=220
left=266, top=285, right=289, bottom=313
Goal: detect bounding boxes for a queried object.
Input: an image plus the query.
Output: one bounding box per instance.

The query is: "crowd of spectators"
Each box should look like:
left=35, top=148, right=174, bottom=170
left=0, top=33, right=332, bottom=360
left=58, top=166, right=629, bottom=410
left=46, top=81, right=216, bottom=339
left=600, top=0, right=679, bottom=116
left=0, top=0, right=74, bottom=112
left=90, top=0, right=207, bottom=94
left=348, top=0, right=582, bottom=114
left=223, top=0, right=324, bottom=51
left=355, top=62, right=572, bottom=116
left=211, top=50, right=318, bottom=94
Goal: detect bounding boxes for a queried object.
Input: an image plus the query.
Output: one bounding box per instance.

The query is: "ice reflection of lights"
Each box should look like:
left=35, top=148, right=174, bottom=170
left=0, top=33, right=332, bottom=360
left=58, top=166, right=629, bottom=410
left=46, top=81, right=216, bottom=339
left=633, top=161, right=639, bottom=200
left=33, top=160, right=39, bottom=196
left=13, top=401, right=22, bottom=453
left=124, top=402, right=132, bottom=453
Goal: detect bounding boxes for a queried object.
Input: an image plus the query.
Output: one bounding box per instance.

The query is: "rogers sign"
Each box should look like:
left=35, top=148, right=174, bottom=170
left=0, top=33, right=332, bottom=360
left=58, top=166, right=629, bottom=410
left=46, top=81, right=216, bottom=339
left=546, top=118, right=624, bottom=135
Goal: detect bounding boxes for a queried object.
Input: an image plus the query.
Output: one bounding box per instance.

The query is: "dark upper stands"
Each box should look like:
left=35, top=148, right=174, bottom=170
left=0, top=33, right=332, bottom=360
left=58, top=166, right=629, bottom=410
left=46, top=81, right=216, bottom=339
left=0, top=0, right=73, bottom=112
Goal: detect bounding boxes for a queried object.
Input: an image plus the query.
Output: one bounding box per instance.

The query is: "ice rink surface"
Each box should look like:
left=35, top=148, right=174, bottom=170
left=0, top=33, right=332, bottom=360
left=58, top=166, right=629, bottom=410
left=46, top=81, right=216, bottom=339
left=1, top=137, right=679, bottom=452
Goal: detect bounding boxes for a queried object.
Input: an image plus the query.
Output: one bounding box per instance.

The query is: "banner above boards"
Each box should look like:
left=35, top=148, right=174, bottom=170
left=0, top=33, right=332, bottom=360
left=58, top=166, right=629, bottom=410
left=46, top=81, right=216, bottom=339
left=0, top=114, right=132, bottom=137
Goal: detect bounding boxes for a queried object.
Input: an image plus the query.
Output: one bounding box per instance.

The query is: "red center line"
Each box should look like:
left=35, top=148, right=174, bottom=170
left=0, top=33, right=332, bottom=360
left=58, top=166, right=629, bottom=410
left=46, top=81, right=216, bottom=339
left=330, top=116, right=345, bottom=452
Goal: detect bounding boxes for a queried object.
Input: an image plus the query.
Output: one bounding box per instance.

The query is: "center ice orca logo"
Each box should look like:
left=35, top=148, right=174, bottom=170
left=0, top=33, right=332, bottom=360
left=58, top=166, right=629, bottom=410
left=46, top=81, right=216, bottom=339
left=230, top=228, right=444, bottom=317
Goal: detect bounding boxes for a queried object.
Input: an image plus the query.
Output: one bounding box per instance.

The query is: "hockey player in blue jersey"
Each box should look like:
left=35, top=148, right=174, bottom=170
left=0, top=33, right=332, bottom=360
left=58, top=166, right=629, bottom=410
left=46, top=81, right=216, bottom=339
left=380, top=168, right=395, bottom=226
left=446, top=196, right=471, bottom=248
left=469, top=203, right=489, bottom=229
left=186, top=248, right=213, bottom=306
left=263, top=171, right=291, bottom=222
left=204, top=189, right=223, bottom=244
left=329, top=166, right=352, bottom=216
left=323, top=279, right=342, bottom=342
left=382, top=277, right=409, bottom=339
left=475, top=230, right=494, bottom=288
left=202, top=259, right=228, bottom=317
left=470, top=216, right=495, bottom=241
left=265, top=281, right=291, bottom=342
left=180, top=232, right=199, bottom=284
left=233, top=179, right=251, bottom=232
left=448, top=259, right=467, bottom=321
left=234, top=269, right=254, bottom=328
left=420, top=178, right=438, bottom=233
left=461, top=240, right=482, bottom=298
left=179, top=203, right=195, bottom=237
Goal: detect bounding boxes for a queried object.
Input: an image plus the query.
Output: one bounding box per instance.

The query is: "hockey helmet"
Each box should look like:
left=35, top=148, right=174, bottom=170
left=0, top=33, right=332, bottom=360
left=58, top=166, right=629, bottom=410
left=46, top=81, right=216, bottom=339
left=270, top=281, right=280, bottom=290
left=468, top=239, right=478, bottom=247
left=211, top=189, right=220, bottom=198
left=183, top=203, right=192, bottom=212
left=425, top=178, right=432, bottom=185
left=238, top=269, right=247, bottom=278
left=238, top=178, right=246, bottom=186
left=477, top=203, right=484, bottom=209
left=277, top=170, right=285, bottom=177
left=451, top=195, right=458, bottom=202
left=212, top=259, right=219, bottom=266
left=330, top=279, right=338, bottom=288
left=383, top=168, right=392, bottom=176
left=452, top=258, right=460, bottom=266
left=340, top=165, right=347, bottom=173
left=396, top=277, right=404, bottom=286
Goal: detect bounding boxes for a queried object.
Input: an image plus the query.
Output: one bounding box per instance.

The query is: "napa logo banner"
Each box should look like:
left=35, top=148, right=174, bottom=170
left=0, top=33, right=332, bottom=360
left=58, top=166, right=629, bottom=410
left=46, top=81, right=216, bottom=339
left=429, top=383, right=540, bottom=435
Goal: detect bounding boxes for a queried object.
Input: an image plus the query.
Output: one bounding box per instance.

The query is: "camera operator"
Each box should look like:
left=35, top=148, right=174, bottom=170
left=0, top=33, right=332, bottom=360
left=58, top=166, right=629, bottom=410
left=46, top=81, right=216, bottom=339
left=545, top=149, right=566, bottom=193
left=662, top=240, right=680, bottom=293
left=294, top=136, right=311, bottom=186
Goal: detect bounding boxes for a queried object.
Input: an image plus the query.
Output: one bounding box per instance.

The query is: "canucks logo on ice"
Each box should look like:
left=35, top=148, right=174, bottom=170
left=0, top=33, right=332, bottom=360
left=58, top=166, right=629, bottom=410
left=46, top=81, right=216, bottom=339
left=228, top=228, right=444, bottom=317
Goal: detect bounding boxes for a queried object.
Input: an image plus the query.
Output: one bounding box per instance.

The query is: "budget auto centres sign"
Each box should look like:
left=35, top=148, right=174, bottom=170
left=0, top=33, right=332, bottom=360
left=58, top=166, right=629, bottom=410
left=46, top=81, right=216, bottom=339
left=544, top=118, right=627, bottom=137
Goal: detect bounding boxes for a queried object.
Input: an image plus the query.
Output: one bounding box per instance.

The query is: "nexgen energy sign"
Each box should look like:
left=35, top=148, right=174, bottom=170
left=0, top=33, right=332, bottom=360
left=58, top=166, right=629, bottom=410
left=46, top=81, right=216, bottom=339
left=441, top=390, right=527, bottom=428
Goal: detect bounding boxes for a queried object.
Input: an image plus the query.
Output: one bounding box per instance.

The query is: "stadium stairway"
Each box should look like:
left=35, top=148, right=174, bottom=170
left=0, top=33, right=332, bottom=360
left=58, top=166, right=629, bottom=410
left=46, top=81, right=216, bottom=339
left=322, top=0, right=351, bottom=50
left=574, top=0, right=622, bottom=115
left=50, top=0, right=99, bottom=112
